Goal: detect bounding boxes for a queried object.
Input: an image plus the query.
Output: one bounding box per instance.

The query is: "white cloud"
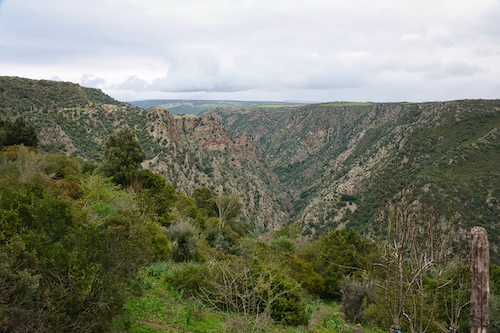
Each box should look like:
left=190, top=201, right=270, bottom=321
left=116, top=75, right=149, bottom=91
left=0, top=0, right=499, bottom=102
left=80, top=74, right=106, bottom=88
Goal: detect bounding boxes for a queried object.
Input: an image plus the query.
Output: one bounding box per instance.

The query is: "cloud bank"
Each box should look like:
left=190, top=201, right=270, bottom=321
left=1, top=0, right=499, bottom=102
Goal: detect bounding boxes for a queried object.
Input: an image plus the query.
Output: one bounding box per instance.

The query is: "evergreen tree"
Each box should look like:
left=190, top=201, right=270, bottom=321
left=102, top=128, right=146, bottom=186
left=193, top=186, right=218, bottom=218
left=0, top=116, right=38, bottom=148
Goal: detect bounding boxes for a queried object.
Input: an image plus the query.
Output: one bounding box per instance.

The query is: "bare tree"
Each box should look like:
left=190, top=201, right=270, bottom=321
left=214, top=194, right=242, bottom=231
left=435, top=259, right=471, bottom=333
left=199, top=258, right=301, bottom=333
left=374, top=187, right=468, bottom=333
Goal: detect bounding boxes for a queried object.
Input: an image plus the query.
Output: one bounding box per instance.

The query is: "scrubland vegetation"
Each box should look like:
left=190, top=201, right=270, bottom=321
left=1, top=121, right=499, bottom=333
left=1, top=77, right=499, bottom=332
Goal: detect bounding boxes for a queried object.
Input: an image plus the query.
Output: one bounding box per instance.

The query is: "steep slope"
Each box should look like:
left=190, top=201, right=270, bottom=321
left=207, top=101, right=500, bottom=249
left=2, top=77, right=498, bottom=252
left=138, top=108, right=287, bottom=229
left=0, top=77, right=287, bottom=230
left=0, top=76, right=123, bottom=111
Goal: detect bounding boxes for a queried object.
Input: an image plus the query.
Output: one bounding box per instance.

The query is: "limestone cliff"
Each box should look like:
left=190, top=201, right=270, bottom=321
left=140, top=108, right=286, bottom=229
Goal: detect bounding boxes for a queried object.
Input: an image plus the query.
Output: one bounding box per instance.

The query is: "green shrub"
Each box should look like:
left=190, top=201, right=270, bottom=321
left=340, top=276, right=374, bottom=323
left=283, top=254, right=325, bottom=296
left=167, top=221, right=201, bottom=262
left=146, top=223, right=171, bottom=261
left=165, top=263, right=209, bottom=297
left=201, top=257, right=307, bottom=326
left=301, top=229, right=377, bottom=300
left=147, top=261, right=172, bottom=278
left=81, top=160, right=98, bottom=174
left=268, top=275, right=307, bottom=326
left=90, top=202, right=115, bottom=217
left=271, top=235, right=296, bottom=253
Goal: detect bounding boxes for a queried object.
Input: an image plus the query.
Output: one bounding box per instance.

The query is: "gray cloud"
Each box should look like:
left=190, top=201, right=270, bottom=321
left=428, top=61, right=486, bottom=79
left=403, top=60, right=486, bottom=79
left=1, top=0, right=499, bottom=102
left=80, top=74, right=106, bottom=88
left=116, top=75, right=148, bottom=91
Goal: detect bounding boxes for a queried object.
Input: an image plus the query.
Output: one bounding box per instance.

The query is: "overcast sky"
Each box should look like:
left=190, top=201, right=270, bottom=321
left=1, top=0, right=499, bottom=102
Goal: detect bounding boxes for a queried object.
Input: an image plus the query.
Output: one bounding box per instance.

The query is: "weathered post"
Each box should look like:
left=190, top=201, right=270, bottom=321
left=470, top=226, right=489, bottom=333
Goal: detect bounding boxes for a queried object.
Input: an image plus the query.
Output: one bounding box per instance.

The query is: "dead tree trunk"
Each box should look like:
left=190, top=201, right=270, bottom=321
left=470, top=226, right=489, bottom=333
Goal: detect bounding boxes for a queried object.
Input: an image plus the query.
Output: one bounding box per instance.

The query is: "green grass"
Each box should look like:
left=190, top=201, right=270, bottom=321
left=318, top=102, right=374, bottom=107
left=111, top=262, right=386, bottom=333
left=111, top=267, right=225, bottom=332
left=255, top=104, right=300, bottom=108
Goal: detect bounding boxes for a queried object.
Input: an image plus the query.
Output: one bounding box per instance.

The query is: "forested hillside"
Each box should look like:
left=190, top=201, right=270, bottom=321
left=0, top=77, right=287, bottom=230
left=1, top=76, right=500, bottom=332
left=1, top=77, right=498, bottom=253
left=0, top=76, right=123, bottom=111
left=206, top=101, right=500, bottom=254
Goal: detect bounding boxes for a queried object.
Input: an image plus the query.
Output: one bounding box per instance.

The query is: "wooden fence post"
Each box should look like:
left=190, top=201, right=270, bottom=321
left=470, top=226, right=489, bottom=333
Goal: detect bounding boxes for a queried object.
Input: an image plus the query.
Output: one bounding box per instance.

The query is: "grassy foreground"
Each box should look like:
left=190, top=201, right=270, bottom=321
left=111, top=262, right=384, bottom=333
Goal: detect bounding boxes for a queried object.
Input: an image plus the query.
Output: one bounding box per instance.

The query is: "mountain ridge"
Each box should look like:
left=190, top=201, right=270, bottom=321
left=131, top=99, right=306, bottom=115
left=0, top=76, right=123, bottom=111
left=0, top=77, right=288, bottom=229
left=1, top=76, right=498, bottom=257
left=205, top=100, right=500, bottom=249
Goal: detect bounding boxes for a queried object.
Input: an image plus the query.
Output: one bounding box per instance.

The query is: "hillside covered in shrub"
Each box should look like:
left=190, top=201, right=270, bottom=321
left=1, top=77, right=500, bottom=332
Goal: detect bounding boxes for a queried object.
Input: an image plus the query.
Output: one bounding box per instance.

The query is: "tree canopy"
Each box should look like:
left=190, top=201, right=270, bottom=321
left=0, top=116, right=38, bottom=148
left=0, top=146, right=166, bottom=332
left=101, top=127, right=146, bottom=186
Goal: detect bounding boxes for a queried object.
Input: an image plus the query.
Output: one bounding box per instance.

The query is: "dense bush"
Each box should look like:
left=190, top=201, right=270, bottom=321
left=268, top=273, right=307, bottom=326
left=299, top=229, right=377, bottom=300
left=0, top=147, right=162, bottom=332
left=199, top=257, right=307, bottom=326
left=167, top=221, right=201, bottom=262
left=135, top=169, right=178, bottom=226
left=0, top=116, right=38, bottom=148
left=165, top=263, right=209, bottom=297
left=340, top=276, right=373, bottom=323
left=282, top=254, right=325, bottom=296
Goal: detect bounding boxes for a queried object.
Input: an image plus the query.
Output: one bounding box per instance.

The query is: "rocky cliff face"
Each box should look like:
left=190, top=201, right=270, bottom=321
left=1, top=84, right=287, bottom=231
left=139, top=108, right=287, bottom=229
left=2, top=77, right=499, bottom=250
left=208, top=100, right=500, bottom=241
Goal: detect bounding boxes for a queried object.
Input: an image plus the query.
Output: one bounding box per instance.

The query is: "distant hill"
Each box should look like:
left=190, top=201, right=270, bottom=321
left=130, top=99, right=305, bottom=115
left=1, top=76, right=499, bottom=260
left=0, top=76, right=287, bottom=229
left=0, top=76, right=123, bottom=111
left=206, top=100, right=500, bottom=254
